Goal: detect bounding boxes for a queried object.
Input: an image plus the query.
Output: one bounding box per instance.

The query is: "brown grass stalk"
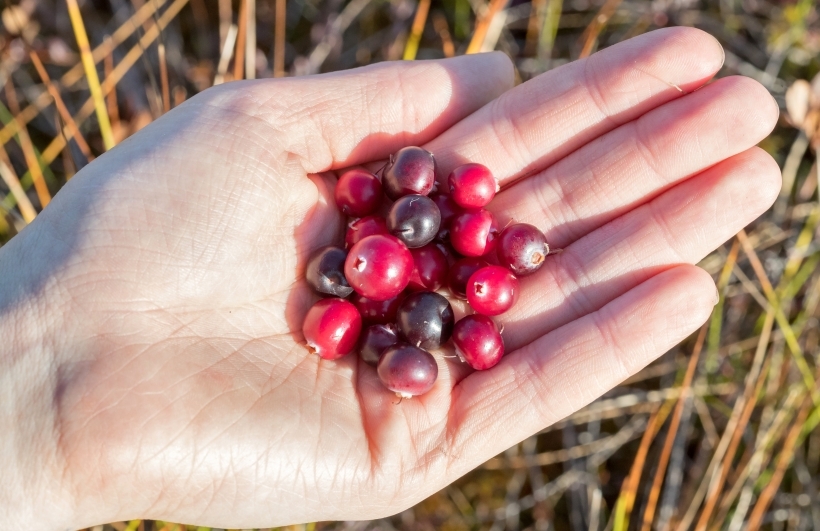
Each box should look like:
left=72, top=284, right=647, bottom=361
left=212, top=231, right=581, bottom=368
left=466, top=0, right=509, bottom=54
left=4, top=82, right=50, bottom=208
left=158, top=44, right=171, bottom=114
left=274, top=0, right=286, bottom=77
left=0, top=156, right=36, bottom=223
left=432, top=11, right=455, bottom=58
left=234, top=0, right=248, bottom=81
left=579, top=0, right=622, bottom=58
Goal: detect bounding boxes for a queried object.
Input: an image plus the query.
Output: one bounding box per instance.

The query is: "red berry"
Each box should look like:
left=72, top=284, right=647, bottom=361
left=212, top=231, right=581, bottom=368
left=359, top=324, right=399, bottom=366
left=335, top=168, right=382, bottom=217
left=377, top=343, right=438, bottom=398
left=344, top=234, right=413, bottom=301
left=407, top=243, right=449, bottom=292
left=303, top=298, right=362, bottom=360
left=351, top=292, right=403, bottom=324
left=382, top=146, right=437, bottom=199
left=448, top=163, right=498, bottom=209
left=345, top=215, right=389, bottom=248
left=450, top=209, right=499, bottom=257
left=430, top=193, right=461, bottom=241
left=497, top=223, right=550, bottom=276
left=453, top=315, right=504, bottom=370
left=467, top=265, right=519, bottom=316
left=448, top=257, right=488, bottom=299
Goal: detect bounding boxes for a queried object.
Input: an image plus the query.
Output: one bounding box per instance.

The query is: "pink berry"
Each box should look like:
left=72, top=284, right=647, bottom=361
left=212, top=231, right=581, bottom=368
left=382, top=146, right=437, bottom=199
left=351, top=292, right=403, bottom=325
left=497, top=223, right=550, bottom=276
left=448, top=163, right=498, bottom=209
left=447, top=257, right=488, bottom=299
left=377, top=343, right=438, bottom=398
left=430, top=193, right=462, bottom=241
left=359, top=324, right=399, bottom=366
left=453, top=315, right=504, bottom=370
left=450, top=209, right=499, bottom=257
left=407, top=243, right=449, bottom=292
left=335, top=168, right=382, bottom=217
left=344, top=234, right=413, bottom=301
left=345, top=215, right=389, bottom=248
left=467, top=265, right=519, bottom=316
left=303, top=298, right=362, bottom=360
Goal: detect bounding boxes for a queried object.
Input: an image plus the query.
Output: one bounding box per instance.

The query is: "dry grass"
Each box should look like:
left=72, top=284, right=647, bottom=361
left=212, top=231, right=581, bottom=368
left=0, top=0, right=819, bottom=529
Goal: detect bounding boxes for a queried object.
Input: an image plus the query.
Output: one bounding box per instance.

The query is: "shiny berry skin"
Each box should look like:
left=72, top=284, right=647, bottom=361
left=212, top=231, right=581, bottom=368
left=407, top=243, right=449, bottom=292
left=382, top=146, right=437, bottom=199
left=305, top=246, right=353, bottom=298
left=359, top=324, right=399, bottom=366
left=345, top=215, right=389, bottom=248
left=448, top=163, right=498, bottom=209
left=453, top=315, right=504, bottom=370
left=497, top=223, right=550, bottom=276
left=335, top=168, right=382, bottom=217
left=435, top=241, right=459, bottom=266
left=396, top=291, right=454, bottom=350
left=448, top=257, right=488, bottom=299
left=377, top=343, right=438, bottom=398
left=344, top=234, right=413, bottom=301
left=386, top=194, right=441, bottom=248
left=450, top=209, right=499, bottom=257
left=303, top=298, right=362, bottom=360
left=467, top=265, right=519, bottom=316
left=430, top=193, right=461, bottom=241
left=351, top=292, right=403, bottom=324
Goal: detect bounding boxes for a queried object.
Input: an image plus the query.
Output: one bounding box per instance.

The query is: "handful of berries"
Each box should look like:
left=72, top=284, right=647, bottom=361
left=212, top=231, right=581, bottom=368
left=303, top=146, right=553, bottom=398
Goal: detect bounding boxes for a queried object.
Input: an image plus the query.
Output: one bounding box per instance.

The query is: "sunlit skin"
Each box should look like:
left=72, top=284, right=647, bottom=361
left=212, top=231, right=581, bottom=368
left=0, top=28, right=780, bottom=529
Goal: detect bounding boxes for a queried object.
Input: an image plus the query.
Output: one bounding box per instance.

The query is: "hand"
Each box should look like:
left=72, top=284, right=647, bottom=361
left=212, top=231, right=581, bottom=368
left=0, top=27, right=779, bottom=529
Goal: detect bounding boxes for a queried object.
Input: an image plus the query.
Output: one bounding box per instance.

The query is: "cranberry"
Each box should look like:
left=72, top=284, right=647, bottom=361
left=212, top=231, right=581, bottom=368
left=377, top=343, right=438, bottom=398
left=407, top=243, right=449, bottom=292
left=344, top=234, right=413, bottom=301
left=351, top=292, right=403, bottom=324
left=430, top=193, right=461, bottom=241
left=305, top=246, right=353, bottom=298
left=359, top=324, right=399, bottom=366
left=335, top=168, right=382, bottom=217
left=396, top=291, right=454, bottom=350
left=386, top=194, right=441, bottom=248
left=435, top=241, right=459, bottom=266
left=447, top=257, right=488, bottom=299
left=467, top=265, right=519, bottom=316
left=452, top=315, right=504, bottom=370
left=448, top=163, right=498, bottom=209
left=382, top=146, right=437, bottom=199
left=497, top=223, right=550, bottom=276
left=303, top=298, right=362, bottom=360
left=345, top=215, right=389, bottom=248
left=450, top=209, right=499, bottom=257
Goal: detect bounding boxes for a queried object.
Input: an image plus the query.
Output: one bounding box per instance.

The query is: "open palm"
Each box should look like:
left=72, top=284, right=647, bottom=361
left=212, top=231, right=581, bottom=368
left=3, top=28, right=780, bottom=529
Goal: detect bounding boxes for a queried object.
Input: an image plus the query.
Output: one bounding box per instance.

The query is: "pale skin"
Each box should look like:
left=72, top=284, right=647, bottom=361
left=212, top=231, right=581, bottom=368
left=0, top=27, right=780, bottom=529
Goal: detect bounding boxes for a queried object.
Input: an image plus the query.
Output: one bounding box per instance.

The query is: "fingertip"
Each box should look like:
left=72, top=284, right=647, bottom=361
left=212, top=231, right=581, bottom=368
left=436, top=51, right=515, bottom=104
left=656, top=265, right=717, bottom=328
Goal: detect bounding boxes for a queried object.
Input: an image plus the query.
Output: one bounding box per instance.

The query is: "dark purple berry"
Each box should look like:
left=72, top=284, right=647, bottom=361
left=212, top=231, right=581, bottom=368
left=351, top=292, right=403, bottom=325
left=305, top=246, right=353, bottom=298
left=497, top=223, right=549, bottom=276
left=407, top=243, right=449, bottom=292
left=386, top=194, right=441, bottom=248
left=382, top=146, right=437, bottom=200
left=453, top=315, right=504, bottom=370
left=430, top=193, right=461, bottom=241
left=377, top=343, right=438, bottom=398
left=359, top=324, right=399, bottom=366
left=396, top=291, right=454, bottom=350
left=447, top=257, right=488, bottom=299
left=335, top=168, right=382, bottom=217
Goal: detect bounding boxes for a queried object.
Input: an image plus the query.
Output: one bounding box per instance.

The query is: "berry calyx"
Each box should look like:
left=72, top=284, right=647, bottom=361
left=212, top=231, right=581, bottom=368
left=335, top=168, right=382, bottom=217
left=305, top=246, right=353, bottom=298
left=497, top=223, right=550, bottom=276
left=377, top=343, right=439, bottom=398
left=453, top=315, right=504, bottom=370
left=396, top=291, right=454, bottom=350
left=359, top=324, right=399, bottom=366
left=303, top=298, right=362, bottom=360
left=467, top=265, right=519, bottom=316
left=450, top=209, right=499, bottom=257
left=407, top=243, right=449, bottom=292
left=344, top=234, right=413, bottom=301
left=448, top=163, right=498, bottom=209
left=386, top=194, right=441, bottom=248
left=382, top=146, right=437, bottom=199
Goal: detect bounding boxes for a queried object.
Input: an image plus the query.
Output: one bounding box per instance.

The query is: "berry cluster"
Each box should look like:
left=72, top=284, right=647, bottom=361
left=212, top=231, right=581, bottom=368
left=302, top=146, right=552, bottom=398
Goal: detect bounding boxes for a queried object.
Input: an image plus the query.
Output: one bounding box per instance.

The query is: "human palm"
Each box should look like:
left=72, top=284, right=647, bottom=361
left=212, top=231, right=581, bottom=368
left=1, top=28, right=780, bottom=529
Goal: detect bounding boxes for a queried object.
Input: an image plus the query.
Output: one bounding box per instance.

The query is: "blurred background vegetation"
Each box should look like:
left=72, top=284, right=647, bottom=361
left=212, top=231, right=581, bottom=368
left=1, top=0, right=819, bottom=529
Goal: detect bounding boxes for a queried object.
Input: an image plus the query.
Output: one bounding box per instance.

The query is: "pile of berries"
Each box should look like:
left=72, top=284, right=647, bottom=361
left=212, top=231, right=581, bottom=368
left=302, top=146, right=552, bottom=398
